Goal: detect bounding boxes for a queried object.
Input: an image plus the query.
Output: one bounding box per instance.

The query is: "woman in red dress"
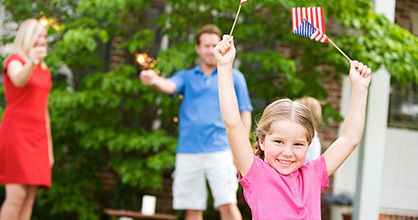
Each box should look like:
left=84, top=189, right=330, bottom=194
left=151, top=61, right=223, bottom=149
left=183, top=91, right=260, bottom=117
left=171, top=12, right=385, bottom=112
left=0, top=18, right=53, bottom=220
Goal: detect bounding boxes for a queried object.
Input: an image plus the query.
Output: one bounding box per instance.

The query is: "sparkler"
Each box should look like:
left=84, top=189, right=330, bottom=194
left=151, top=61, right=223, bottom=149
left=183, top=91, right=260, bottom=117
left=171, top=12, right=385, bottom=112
left=38, top=13, right=64, bottom=30
left=135, top=53, right=159, bottom=72
left=39, top=16, right=49, bottom=27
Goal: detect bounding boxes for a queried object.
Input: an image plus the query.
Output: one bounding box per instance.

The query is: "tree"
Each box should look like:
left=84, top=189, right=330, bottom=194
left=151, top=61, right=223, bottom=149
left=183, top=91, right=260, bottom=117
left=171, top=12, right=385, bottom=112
left=2, top=1, right=178, bottom=219
left=1, top=0, right=417, bottom=219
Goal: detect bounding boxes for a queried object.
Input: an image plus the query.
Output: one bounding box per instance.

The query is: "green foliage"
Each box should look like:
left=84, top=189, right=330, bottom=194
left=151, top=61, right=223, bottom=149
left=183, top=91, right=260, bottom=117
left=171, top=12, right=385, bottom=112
left=1, top=0, right=417, bottom=219
left=2, top=0, right=178, bottom=219
left=329, top=0, right=418, bottom=85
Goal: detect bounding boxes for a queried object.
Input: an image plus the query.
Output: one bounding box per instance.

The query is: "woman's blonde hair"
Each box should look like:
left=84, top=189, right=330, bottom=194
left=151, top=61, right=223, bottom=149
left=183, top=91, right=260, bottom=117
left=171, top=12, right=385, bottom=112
left=254, top=98, right=316, bottom=160
left=11, top=18, right=47, bottom=68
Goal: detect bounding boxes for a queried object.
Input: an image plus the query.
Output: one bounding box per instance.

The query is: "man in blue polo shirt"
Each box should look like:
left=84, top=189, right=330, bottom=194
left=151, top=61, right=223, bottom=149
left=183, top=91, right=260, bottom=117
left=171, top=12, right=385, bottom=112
left=140, top=24, right=252, bottom=220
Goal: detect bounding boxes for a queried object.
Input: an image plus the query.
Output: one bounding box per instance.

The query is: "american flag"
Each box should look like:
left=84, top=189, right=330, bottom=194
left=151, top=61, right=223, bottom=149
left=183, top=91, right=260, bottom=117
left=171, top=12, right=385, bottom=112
left=240, top=0, right=247, bottom=5
left=291, top=7, right=328, bottom=43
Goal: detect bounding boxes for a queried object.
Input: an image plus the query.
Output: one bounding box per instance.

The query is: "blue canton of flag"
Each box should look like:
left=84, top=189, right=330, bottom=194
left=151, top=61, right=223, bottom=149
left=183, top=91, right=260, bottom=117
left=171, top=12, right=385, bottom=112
left=293, top=18, right=319, bottom=39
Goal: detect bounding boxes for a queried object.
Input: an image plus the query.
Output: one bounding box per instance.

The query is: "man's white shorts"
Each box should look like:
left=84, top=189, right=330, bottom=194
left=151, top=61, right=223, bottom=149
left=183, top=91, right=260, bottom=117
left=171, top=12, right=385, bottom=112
left=172, top=150, right=238, bottom=210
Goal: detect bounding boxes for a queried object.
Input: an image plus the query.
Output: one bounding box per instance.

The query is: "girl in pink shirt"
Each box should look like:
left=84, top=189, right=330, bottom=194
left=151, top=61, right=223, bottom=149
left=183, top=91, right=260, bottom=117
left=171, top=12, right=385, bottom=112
left=214, top=35, right=371, bottom=219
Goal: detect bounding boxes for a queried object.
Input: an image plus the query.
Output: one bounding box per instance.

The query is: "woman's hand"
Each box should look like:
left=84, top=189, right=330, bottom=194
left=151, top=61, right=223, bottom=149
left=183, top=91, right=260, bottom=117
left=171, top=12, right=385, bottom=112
left=28, top=46, right=47, bottom=65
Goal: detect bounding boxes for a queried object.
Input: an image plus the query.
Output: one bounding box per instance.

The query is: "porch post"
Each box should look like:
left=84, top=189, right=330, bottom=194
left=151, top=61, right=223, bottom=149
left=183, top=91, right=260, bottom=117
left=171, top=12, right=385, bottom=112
left=352, top=0, right=394, bottom=219
left=353, top=67, right=391, bottom=220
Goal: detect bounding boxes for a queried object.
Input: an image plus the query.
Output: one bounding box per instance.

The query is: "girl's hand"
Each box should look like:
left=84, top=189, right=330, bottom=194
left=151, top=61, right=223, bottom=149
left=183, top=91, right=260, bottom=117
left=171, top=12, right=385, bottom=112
left=28, top=46, right=47, bottom=65
left=349, top=60, right=371, bottom=89
left=214, top=35, right=236, bottom=66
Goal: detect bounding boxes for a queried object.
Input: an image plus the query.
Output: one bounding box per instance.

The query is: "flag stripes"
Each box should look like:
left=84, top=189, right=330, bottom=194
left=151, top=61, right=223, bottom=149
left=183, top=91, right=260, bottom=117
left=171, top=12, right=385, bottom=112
left=291, top=7, right=328, bottom=43
left=240, top=0, right=247, bottom=5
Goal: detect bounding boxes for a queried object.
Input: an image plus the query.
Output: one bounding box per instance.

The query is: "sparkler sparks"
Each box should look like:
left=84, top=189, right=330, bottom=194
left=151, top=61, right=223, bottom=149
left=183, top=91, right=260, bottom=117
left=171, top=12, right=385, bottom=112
left=38, top=13, right=64, bottom=30
left=39, top=16, right=49, bottom=27
left=135, top=53, right=157, bottom=70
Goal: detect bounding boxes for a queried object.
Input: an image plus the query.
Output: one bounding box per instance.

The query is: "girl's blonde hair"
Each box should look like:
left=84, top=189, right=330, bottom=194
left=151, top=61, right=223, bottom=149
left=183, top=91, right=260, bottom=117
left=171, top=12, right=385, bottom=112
left=254, top=98, right=316, bottom=160
left=295, top=96, right=322, bottom=128
left=11, top=18, right=47, bottom=68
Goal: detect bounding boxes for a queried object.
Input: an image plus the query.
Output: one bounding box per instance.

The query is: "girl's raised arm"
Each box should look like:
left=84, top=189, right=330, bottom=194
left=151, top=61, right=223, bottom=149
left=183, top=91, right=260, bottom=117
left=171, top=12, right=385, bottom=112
left=215, top=35, right=254, bottom=176
left=323, top=61, right=371, bottom=176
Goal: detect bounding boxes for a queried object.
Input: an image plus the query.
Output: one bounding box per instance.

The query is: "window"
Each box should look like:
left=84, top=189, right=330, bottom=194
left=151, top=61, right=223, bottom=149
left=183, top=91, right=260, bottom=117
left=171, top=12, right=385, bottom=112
left=387, top=82, right=418, bottom=130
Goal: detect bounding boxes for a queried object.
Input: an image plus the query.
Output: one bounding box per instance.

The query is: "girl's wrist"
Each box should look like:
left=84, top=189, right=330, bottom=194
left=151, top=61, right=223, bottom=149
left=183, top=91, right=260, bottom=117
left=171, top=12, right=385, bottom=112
left=217, top=63, right=233, bottom=68
left=352, top=84, right=369, bottom=91
left=351, top=85, right=369, bottom=96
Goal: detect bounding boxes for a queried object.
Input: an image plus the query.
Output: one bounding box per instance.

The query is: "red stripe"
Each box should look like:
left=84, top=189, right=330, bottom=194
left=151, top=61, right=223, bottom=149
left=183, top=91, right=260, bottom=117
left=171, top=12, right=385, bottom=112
left=309, top=7, right=314, bottom=28
left=320, top=8, right=325, bottom=32
left=314, top=8, right=319, bottom=33
left=307, top=7, right=312, bottom=24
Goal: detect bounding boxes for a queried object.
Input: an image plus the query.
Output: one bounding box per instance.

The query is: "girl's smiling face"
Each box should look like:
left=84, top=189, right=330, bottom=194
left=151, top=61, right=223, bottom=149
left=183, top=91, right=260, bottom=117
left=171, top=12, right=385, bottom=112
left=259, top=120, right=309, bottom=175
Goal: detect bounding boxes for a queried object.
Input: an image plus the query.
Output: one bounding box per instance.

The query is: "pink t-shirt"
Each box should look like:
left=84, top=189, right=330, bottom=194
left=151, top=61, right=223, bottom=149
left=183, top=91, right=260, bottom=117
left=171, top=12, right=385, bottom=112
left=239, top=155, right=329, bottom=220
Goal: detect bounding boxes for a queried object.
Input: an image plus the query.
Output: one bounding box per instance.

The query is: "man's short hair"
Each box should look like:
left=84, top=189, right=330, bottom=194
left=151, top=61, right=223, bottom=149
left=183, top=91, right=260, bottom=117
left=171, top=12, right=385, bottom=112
left=195, top=24, right=222, bottom=45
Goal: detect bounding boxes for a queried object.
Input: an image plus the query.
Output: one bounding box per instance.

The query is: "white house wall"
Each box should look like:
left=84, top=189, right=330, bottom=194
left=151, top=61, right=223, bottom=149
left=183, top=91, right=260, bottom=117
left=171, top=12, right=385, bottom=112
left=381, top=128, right=418, bottom=211
left=373, top=0, right=396, bottom=22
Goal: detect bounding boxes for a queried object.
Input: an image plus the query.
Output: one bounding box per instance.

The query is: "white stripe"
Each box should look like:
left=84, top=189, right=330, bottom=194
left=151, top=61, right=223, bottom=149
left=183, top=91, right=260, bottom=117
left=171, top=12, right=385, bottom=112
left=323, top=35, right=328, bottom=42
left=311, top=30, right=319, bottom=40
left=314, top=33, right=321, bottom=41
left=317, top=7, right=323, bottom=33
left=312, top=7, right=317, bottom=30
left=292, top=8, right=296, bottom=32
left=318, top=34, right=326, bottom=42
left=297, top=7, right=302, bottom=29
left=302, top=7, right=306, bottom=21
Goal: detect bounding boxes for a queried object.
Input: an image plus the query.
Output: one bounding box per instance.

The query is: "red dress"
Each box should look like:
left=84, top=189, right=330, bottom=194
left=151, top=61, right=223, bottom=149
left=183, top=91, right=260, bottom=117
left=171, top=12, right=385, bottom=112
left=0, top=54, right=52, bottom=187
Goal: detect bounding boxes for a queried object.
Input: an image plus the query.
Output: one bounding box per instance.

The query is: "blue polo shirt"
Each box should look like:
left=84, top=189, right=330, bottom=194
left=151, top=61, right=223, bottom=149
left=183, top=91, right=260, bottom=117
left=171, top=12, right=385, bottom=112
left=169, top=65, right=253, bottom=154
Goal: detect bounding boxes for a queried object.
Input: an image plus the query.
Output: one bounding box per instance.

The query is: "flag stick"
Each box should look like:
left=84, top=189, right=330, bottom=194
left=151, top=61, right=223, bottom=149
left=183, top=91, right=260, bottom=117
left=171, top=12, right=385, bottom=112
left=307, top=18, right=352, bottom=62
left=327, top=38, right=351, bottom=62
left=229, top=4, right=242, bottom=36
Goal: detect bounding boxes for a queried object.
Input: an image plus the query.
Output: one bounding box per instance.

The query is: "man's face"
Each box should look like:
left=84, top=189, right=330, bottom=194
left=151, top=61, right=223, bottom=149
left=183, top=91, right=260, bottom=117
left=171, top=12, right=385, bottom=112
left=195, top=33, right=221, bottom=68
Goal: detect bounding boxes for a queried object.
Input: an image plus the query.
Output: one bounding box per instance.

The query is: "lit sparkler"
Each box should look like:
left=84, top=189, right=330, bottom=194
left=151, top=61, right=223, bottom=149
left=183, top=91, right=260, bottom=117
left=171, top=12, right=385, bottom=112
left=135, top=53, right=157, bottom=70
left=38, top=13, right=64, bottom=30
left=39, top=16, right=49, bottom=27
